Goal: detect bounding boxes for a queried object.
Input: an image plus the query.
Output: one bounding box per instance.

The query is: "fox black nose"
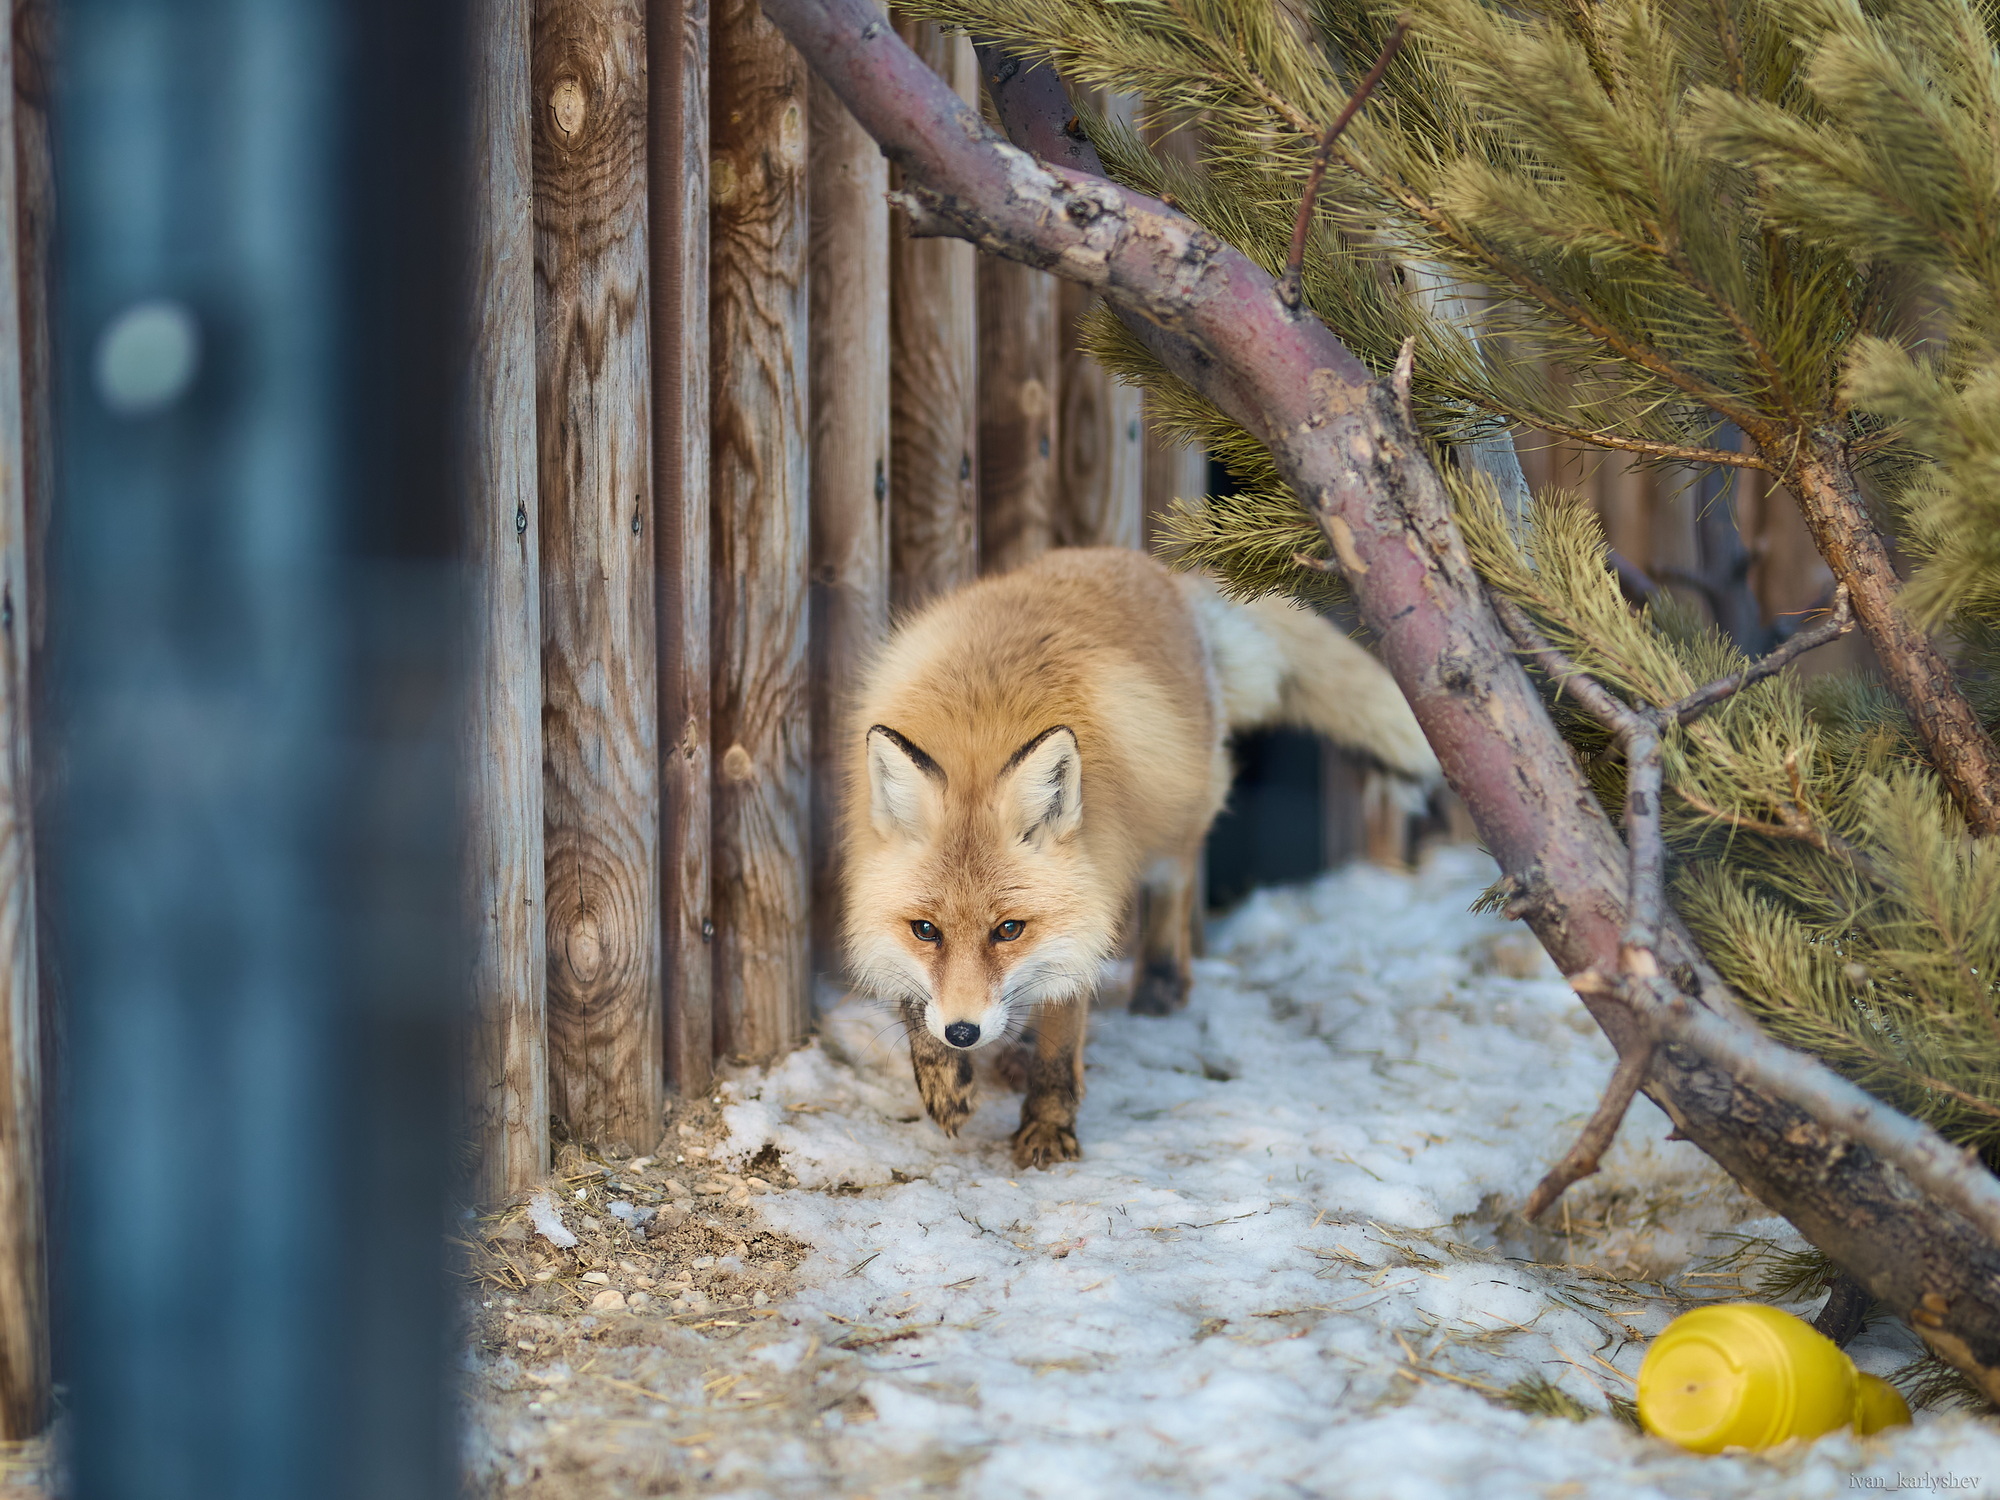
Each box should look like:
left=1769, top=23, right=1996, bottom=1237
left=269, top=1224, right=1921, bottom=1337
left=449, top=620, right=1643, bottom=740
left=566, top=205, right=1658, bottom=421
left=943, top=1021, right=980, bottom=1049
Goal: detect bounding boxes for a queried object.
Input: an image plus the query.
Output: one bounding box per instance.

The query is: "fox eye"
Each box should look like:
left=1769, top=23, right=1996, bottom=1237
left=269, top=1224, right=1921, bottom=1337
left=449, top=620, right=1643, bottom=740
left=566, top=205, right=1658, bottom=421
left=992, top=920, right=1024, bottom=942
left=911, top=920, right=941, bottom=944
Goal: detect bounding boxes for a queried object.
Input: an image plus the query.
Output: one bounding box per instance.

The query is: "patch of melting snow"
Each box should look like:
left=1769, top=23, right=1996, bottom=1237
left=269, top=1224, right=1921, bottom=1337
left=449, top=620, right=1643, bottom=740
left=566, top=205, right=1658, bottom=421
left=703, top=847, right=2000, bottom=1499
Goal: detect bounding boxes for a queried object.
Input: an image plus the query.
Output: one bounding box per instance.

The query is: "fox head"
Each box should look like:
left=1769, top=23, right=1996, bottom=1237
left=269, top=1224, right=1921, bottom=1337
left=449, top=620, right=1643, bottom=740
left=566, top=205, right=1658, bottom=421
left=844, top=722, right=1115, bottom=1051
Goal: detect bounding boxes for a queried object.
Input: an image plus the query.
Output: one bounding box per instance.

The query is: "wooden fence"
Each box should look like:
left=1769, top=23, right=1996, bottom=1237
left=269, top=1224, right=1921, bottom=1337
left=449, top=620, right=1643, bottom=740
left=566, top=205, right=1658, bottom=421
left=460, top=4, right=1207, bottom=1207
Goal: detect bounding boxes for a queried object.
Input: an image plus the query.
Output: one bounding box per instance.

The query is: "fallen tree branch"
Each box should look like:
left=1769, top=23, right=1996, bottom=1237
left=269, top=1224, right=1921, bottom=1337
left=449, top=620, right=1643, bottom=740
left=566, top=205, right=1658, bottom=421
left=769, top=0, right=2000, bottom=1398
left=1523, top=1041, right=1655, bottom=1220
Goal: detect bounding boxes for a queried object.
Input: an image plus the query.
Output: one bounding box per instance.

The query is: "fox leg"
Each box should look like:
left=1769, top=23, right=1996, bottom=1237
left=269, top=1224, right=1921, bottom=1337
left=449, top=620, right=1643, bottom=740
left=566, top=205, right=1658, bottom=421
left=902, top=1000, right=974, bottom=1135
left=1130, top=850, right=1197, bottom=1016
left=1012, top=999, right=1085, bottom=1168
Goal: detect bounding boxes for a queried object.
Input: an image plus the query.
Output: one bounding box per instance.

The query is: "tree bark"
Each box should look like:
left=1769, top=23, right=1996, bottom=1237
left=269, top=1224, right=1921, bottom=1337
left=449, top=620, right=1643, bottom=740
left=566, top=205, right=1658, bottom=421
left=1786, top=440, right=2000, bottom=835
left=888, top=20, right=978, bottom=610
left=761, top=0, right=2000, bottom=1398
left=466, top=0, right=549, bottom=1202
left=710, top=0, right=811, bottom=1064
left=533, top=0, right=663, bottom=1152
left=650, top=0, right=715, bottom=1099
left=807, top=45, right=891, bottom=977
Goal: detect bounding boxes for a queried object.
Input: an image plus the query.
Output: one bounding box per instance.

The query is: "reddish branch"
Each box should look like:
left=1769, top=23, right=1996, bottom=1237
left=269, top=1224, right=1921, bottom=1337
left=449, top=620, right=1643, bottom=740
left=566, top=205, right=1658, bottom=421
left=766, top=0, right=2000, bottom=1398
left=1784, top=444, right=2000, bottom=835
left=1276, top=18, right=1411, bottom=311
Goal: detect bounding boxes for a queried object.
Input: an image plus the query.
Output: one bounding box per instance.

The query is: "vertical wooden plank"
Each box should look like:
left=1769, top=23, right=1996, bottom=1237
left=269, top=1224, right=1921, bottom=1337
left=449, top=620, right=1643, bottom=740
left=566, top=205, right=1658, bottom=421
left=807, top=52, right=889, bottom=977
left=1137, top=100, right=1203, bottom=554
left=1054, top=279, right=1143, bottom=548
left=466, top=0, right=548, bottom=1200
left=533, top=0, right=663, bottom=1152
left=650, top=0, right=713, bottom=1096
left=0, top=0, right=38, bottom=1438
left=976, top=258, right=1058, bottom=574
left=710, top=0, right=810, bottom=1063
left=889, top=22, right=978, bottom=610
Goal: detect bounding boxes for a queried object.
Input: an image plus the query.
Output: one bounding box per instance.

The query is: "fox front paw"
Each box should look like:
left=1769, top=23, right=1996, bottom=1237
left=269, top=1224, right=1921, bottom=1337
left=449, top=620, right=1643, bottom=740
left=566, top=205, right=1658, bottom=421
left=1010, top=1117, right=1081, bottom=1169
left=1129, top=958, right=1190, bottom=1016
left=911, top=1049, right=975, bottom=1137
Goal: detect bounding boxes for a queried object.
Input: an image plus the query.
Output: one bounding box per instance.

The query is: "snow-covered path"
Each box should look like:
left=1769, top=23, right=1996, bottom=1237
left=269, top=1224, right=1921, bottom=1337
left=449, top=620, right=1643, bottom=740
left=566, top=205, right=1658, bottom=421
left=466, top=849, right=2000, bottom=1498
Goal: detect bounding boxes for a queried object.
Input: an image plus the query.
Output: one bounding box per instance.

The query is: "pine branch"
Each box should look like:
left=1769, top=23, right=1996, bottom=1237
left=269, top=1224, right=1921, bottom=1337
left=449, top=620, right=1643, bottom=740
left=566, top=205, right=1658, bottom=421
left=1491, top=588, right=1973, bottom=1228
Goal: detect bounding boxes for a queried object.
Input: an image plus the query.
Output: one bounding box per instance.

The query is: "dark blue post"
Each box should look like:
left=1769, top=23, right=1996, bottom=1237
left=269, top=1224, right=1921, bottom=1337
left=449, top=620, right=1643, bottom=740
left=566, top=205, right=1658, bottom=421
left=53, top=2, right=466, bottom=1496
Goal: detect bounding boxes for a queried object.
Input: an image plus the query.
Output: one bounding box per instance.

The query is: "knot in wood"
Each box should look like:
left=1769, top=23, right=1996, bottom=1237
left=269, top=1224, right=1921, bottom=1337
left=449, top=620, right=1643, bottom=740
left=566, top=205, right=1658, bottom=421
left=722, top=743, right=754, bottom=782
left=550, top=77, right=587, bottom=139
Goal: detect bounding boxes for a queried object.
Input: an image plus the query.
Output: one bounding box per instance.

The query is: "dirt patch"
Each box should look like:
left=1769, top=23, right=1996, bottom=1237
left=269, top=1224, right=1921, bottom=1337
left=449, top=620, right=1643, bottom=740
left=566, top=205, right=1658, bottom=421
left=459, top=1095, right=896, bottom=1499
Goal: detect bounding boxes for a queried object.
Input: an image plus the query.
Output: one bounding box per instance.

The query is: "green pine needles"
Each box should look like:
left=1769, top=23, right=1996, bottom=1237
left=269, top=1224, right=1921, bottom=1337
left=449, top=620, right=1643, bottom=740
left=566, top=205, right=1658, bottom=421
left=905, top=0, right=2000, bottom=1151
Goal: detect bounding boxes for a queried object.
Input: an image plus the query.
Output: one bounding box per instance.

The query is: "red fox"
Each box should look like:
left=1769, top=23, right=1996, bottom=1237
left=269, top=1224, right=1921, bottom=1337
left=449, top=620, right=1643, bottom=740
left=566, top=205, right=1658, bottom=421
left=842, top=547, right=1437, bottom=1168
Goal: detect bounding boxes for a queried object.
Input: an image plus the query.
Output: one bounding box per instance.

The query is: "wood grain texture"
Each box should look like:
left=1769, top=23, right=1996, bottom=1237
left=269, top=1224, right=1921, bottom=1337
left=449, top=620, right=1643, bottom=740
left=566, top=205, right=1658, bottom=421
left=1054, top=279, right=1142, bottom=549
left=807, top=55, right=889, bottom=977
left=0, top=0, right=38, bottom=1438
left=533, top=0, right=663, bottom=1152
left=710, top=0, right=810, bottom=1062
left=888, top=21, right=978, bottom=610
left=465, top=0, right=548, bottom=1202
left=976, top=256, right=1057, bottom=573
left=650, top=0, right=713, bottom=1097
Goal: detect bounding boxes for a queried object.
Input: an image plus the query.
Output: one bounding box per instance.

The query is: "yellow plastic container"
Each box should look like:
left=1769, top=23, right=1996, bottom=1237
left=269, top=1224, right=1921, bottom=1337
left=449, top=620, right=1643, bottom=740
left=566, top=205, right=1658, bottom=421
left=1636, top=1304, right=1910, bottom=1453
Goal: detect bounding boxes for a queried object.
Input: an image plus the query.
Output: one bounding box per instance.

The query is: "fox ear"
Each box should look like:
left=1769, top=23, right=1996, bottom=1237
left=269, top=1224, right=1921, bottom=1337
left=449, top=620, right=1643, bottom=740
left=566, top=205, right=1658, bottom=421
left=867, top=726, right=945, bottom=840
left=998, top=726, right=1081, bottom=844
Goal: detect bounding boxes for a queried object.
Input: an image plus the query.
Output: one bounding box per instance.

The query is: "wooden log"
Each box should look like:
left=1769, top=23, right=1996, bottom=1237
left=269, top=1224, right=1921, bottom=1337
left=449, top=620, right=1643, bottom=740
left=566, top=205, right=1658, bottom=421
left=0, top=0, right=39, bottom=1439
left=1054, top=278, right=1143, bottom=549
left=650, top=0, right=713, bottom=1097
left=976, top=257, right=1058, bottom=573
left=466, top=0, right=548, bottom=1200
left=889, top=21, right=978, bottom=610
left=710, top=0, right=810, bottom=1062
left=532, top=0, right=663, bottom=1152
left=807, top=49, right=890, bottom=977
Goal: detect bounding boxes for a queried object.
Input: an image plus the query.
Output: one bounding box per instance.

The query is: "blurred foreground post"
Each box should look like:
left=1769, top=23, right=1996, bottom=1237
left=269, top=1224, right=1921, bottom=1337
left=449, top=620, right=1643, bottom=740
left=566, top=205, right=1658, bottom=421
left=0, top=0, right=38, bottom=1441
left=56, top=2, right=463, bottom=1495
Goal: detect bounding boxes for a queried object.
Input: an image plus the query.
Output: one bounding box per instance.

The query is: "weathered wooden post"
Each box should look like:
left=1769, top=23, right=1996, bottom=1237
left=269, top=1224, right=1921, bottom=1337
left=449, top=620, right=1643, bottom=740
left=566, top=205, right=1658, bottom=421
left=807, top=38, right=891, bottom=978
left=0, top=0, right=38, bottom=1441
left=466, top=0, right=549, bottom=1203
left=534, top=0, right=664, bottom=1151
left=1054, top=281, right=1144, bottom=550
left=710, top=0, right=811, bottom=1062
left=889, top=21, right=979, bottom=609
left=977, top=260, right=1059, bottom=572
left=650, top=0, right=715, bottom=1096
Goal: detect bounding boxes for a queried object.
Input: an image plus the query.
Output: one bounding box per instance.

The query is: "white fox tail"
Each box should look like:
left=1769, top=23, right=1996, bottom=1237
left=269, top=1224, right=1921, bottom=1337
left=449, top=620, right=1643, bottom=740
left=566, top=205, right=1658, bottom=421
left=1183, top=576, right=1441, bottom=785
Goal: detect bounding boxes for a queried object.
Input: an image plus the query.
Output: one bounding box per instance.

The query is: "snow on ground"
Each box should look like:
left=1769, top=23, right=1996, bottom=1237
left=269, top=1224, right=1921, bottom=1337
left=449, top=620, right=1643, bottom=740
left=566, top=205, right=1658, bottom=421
left=464, top=848, right=2000, bottom=1498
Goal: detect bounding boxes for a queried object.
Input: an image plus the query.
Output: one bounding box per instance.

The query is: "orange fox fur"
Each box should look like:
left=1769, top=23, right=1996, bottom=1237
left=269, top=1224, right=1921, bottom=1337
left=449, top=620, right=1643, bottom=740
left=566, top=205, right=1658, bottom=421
left=842, top=547, right=1437, bottom=1167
